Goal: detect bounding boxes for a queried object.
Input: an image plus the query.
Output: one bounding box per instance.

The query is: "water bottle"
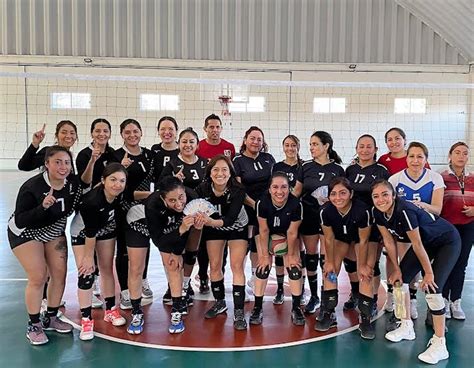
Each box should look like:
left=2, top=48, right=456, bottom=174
left=393, top=281, right=407, bottom=319
left=327, top=271, right=337, bottom=284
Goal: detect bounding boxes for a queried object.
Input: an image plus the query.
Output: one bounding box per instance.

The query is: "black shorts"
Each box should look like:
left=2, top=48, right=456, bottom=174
left=7, top=228, right=65, bottom=250
left=299, top=205, right=322, bottom=236
left=369, top=224, right=382, bottom=243
left=245, top=205, right=258, bottom=227
left=204, top=225, right=248, bottom=242
left=125, top=227, right=150, bottom=248
left=71, top=231, right=117, bottom=246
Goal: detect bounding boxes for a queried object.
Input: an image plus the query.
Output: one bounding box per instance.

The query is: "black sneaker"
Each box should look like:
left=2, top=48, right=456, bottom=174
left=162, top=288, right=172, bottom=305
left=304, top=295, right=320, bottom=314
left=199, top=279, right=210, bottom=294
left=273, top=290, right=284, bottom=305
left=233, top=309, right=247, bottom=330
left=343, top=292, right=359, bottom=311
left=314, top=311, right=337, bottom=331
left=204, top=300, right=228, bottom=319
left=386, top=312, right=399, bottom=332
left=178, top=298, right=188, bottom=316
left=249, top=307, right=263, bottom=325
left=291, top=308, right=306, bottom=326
left=359, top=316, right=375, bottom=340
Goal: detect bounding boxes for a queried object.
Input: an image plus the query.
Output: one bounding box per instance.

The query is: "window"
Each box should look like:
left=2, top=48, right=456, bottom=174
left=51, top=93, right=91, bottom=109
left=140, top=94, right=179, bottom=111
left=394, top=98, right=426, bottom=114
left=229, top=96, right=265, bottom=113
left=313, top=97, right=346, bottom=113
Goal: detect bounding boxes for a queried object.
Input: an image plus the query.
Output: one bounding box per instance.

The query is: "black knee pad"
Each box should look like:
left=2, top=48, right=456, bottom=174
left=287, top=266, right=302, bottom=280
left=255, top=266, right=271, bottom=279
left=275, top=256, right=284, bottom=267
left=299, top=251, right=306, bottom=268
left=319, top=254, right=325, bottom=269
left=305, top=253, right=319, bottom=272
left=183, top=250, right=198, bottom=266
left=373, top=261, right=381, bottom=277
left=78, top=274, right=94, bottom=290
left=322, top=289, right=338, bottom=311
left=343, top=258, right=357, bottom=274
left=358, top=294, right=374, bottom=318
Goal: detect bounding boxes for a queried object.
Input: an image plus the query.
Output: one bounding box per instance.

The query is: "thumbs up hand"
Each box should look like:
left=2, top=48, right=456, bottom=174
left=42, top=187, right=57, bottom=209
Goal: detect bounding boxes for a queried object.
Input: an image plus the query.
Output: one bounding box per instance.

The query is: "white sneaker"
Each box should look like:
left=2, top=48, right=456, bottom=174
left=91, top=294, right=103, bottom=309
left=92, top=276, right=101, bottom=296
left=142, top=278, right=154, bottom=299
left=104, top=306, right=126, bottom=326
left=410, top=299, right=418, bottom=320
left=385, top=319, right=416, bottom=342
left=450, top=299, right=466, bottom=320
left=444, top=298, right=451, bottom=319
left=383, top=292, right=394, bottom=312
left=119, top=290, right=132, bottom=310
left=79, top=318, right=94, bottom=341
left=418, top=335, right=449, bottom=364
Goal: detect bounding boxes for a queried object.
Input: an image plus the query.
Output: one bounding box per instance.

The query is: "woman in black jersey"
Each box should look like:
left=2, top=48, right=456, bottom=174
left=195, top=155, right=249, bottom=330
left=233, top=126, right=276, bottom=291
left=250, top=172, right=305, bottom=326
left=145, top=177, right=205, bottom=334
left=151, top=116, right=179, bottom=180
left=113, top=119, right=155, bottom=312
left=343, top=135, right=390, bottom=315
left=293, top=131, right=345, bottom=314
left=159, top=127, right=207, bottom=304
left=8, top=146, right=83, bottom=345
left=272, top=135, right=306, bottom=305
left=18, top=120, right=78, bottom=172
left=70, top=163, right=127, bottom=341
left=316, top=177, right=374, bottom=339
left=372, top=179, right=461, bottom=364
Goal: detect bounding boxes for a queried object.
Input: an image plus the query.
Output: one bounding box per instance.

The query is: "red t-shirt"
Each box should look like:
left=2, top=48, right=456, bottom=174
left=196, top=139, right=236, bottom=160
left=378, top=153, right=430, bottom=176
left=440, top=168, right=474, bottom=225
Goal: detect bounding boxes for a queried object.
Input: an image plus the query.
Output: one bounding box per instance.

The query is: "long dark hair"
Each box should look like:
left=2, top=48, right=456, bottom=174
left=102, top=162, right=128, bottom=181
left=239, top=126, right=268, bottom=154
left=158, top=176, right=186, bottom=198
left=206, top=154, right=241, bottom=189
left=283, top=135, right=303, bottom=166
left=120, top=119, right=142, bottom=134
left=157, top=116, right=178, bottom=131
left=354, top=134, right=378, bottom=162
left=311, top=131, right=342, bottom=164
left=44, top=145, right=74, bottom=167
left=55, top=120, right=78, bottom=145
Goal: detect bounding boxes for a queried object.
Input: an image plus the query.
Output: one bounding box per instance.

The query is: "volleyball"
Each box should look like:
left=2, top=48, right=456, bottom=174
left=269, top=234, right=288, bottom=256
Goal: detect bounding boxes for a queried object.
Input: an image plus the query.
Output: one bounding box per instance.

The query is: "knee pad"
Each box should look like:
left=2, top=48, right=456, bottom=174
left=319, top=254, right=325, bottom=269
left=78, top=274, right=94, bottom=290
left=426, top=293, right=445, bottom=315
left=305, top=253, right=319, bottom=272
left=287, top=266, right=302, bottom=280
left=183, top=250, right=198, bottom=266
left=255, top=266, right=270, bottom=279
left=343, top=258, right=357, bottom=274
left=322, top=289, right=338, bottom=311
left=373, top=261, right=381, bottom=277
left=275, top=256, right=284, bottom=267
left=299, top=251, right=306, bottom=268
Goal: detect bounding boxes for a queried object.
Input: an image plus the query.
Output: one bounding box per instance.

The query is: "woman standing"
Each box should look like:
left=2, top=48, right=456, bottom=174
left=151, top=116, right=179, bottom=179
left=70, top=163, right=128, bottom=340
left=8, top=146, right=82, bottom=345
left=440, top=142, right=474, bottom=320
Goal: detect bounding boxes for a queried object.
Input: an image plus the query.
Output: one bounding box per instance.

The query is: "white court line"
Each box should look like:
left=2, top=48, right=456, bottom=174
left=0, top=278, right=27, bottom=281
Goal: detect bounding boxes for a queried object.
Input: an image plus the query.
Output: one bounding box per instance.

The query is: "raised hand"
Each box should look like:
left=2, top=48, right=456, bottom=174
left=174, top=166, right=185, bottom=182
left=42, top=187, right=56, bottom=209
left=121, top=151, right=134, bottom=168
left=90, top=140, right=101, bottom=164
left=32, top=124, right=46, bottom=148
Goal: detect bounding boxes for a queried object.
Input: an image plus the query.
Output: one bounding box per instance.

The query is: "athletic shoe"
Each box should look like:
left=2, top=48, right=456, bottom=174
left=343, top=292, right=359, bottom=311
left=444, top=298, right=452, bottom=319
left=273, top=290, right=284, bottom=305
left=383, top=292, right=394, bottom=312
left=385, top=319, right=415, bottom=342
left=233, top=309, right=247, bottom=330
left=314, top=311, right=337, bottom=332
left=291, top=307, right=306, bottom=326
left=41, top=314, right=73, bottom=333
left=127, top=313, right=144, bottom=335
left=92, top=275, right=101, bottom=296
left=119, top=290, right=132, bottom=310
left=304, top=295, right=320, bottom=314
left=26, top=322, right=48, bottom=345
left=249, top=307, right=263, bottom=325
left=199, top=279, right=210, bottom=294
left=204, top=300, right=228, bottom=319
left=359, top=315, right=375, bottom=340
left=162, top=288, right=172, bottom=305
left=142, top=278, right=154, bottom=299
left=418, top=335, right=449, bottom=364
left=79, top=318, right=94, bottom=341
left=410, top=299, right=418, bottom=320
left=169, top=311, right=185, bottom=334
left=451, top=299, right=466, bottom=320
left=104, top=306, right=126, bottom=326
left=386, top=312, right=399, bottom=332
left=92, top=294, right=104, bottom=309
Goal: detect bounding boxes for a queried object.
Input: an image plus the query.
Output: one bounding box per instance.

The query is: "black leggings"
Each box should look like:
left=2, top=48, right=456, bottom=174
left=443, top=222, right=474, bottom=301
left=400, top=233, right=461, bottom=294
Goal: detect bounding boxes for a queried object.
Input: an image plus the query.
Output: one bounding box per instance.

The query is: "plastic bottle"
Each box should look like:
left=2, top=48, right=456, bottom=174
left=327, top=271, right=337, bottom=284
left=393, top=281, right=407, bottom=319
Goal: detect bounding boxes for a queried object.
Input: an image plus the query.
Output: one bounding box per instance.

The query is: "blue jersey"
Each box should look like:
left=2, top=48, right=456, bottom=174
left=389, top=168, right=445, bottom=203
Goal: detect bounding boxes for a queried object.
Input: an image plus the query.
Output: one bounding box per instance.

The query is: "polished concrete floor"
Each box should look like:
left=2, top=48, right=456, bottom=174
left=0, top=170, right=473, bottom=367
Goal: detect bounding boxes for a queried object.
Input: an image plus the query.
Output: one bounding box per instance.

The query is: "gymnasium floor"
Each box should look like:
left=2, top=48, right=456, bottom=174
left=0, top=170, right=472, bottom=368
